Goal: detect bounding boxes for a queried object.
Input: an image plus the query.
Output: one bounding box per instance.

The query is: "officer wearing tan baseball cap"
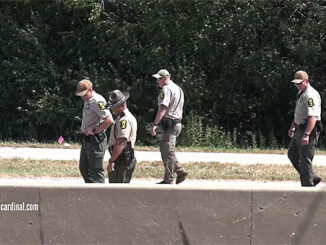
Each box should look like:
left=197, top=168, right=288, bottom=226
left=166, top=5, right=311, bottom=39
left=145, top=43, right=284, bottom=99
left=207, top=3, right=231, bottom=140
left=75, top=79, right=113, bottom=183
left=152, top=69, right=171, bottom=79
left=75, top=79, right=93, bottom=96
left=151, top=69, right=188, bottom=184
left=288, top=70, right=322, bottom=187
left=291, top=70, right=309, bottom=84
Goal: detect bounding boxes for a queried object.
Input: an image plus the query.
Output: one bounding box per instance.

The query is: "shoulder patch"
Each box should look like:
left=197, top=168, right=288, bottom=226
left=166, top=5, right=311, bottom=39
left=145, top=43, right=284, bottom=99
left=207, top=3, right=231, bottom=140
left=120, top=120, right=127, bottom=129
left=98, top=101, right=106, bottom=110
left=160, top=91, right=164, bottom=99
left=308, top=98, right=314, bottom=107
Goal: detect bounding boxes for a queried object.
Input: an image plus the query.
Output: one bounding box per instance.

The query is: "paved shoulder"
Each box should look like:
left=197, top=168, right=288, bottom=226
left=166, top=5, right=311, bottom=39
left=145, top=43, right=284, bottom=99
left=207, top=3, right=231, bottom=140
left=0, top=147, right=326, bottom=166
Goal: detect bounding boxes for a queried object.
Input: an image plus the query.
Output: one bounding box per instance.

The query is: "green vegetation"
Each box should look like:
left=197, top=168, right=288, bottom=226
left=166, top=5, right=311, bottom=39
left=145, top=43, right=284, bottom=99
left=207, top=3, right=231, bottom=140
left=0, top=141, right=81, bottom=149
left=0, top=159, right=80, bottom=178
left=0, top=158, right=326, bottom=182
left=1, top=0, right=326, bottom=148
left=179, top=113, right=282, bottom=149
left=3, top=140, right=326, bottom=155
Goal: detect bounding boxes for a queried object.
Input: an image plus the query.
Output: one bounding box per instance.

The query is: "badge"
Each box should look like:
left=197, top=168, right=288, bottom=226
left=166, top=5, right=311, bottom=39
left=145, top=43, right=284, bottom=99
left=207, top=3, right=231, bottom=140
left=160, top=91, right=164, bottom=99
left=98, top=101, right=106, bottom=110
left=308, top=98, right=314, bottom=107
left=85, top=104, right=90, bottom=110
left=120, top=120, right=127, bottom=129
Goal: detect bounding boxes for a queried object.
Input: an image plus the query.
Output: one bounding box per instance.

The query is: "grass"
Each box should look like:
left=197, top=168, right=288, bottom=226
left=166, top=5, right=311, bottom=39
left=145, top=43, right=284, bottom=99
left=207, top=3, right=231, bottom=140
left=0, top=141, right=325, bottom=181
left=0, top=141, right=81, bottom=149
left=1, top=158, right=326, bottom=182
left=0, top=159, right=80, bottom=178
left=2, top=140, right=326, bottom=155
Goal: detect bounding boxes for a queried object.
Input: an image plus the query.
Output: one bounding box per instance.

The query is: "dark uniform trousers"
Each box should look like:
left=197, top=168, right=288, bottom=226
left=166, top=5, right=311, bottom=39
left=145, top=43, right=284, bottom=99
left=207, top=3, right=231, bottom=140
left=79, top=133, right=106, bottom=183
left=288, top=127, right=319, bottom=186
left=108, top=155, right=136, bottom=183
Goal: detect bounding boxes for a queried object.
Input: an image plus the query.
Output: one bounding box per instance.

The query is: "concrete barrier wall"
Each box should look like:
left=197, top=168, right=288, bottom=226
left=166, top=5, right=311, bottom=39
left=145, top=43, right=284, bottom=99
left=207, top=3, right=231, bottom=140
left=0, top=185, right=325, bottom=244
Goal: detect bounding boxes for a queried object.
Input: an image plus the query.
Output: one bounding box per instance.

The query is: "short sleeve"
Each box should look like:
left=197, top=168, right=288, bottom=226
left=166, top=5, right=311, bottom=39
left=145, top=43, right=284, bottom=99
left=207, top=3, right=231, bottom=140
left=307, top=96, right=320, bottom=117
left=115, top=117, right=131, bottom=140
left=159, top=86, right=171, bottom=107
left=91, top=101, right=112, bottom=120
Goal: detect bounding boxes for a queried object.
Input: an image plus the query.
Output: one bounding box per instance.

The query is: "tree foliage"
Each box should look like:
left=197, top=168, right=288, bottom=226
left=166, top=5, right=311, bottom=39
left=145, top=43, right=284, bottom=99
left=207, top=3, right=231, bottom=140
left=0, top=0, right=326, bottom=147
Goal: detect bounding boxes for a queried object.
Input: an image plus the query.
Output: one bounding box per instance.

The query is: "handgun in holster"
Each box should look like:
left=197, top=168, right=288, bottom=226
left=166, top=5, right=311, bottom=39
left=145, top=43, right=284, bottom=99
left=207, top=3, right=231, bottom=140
left=122, top=142, right=134, bottom=162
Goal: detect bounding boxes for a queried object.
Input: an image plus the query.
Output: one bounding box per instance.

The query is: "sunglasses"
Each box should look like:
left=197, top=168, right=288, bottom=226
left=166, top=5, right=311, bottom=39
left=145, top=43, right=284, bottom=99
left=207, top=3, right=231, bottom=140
left=295, top=80, right=305, bottom=86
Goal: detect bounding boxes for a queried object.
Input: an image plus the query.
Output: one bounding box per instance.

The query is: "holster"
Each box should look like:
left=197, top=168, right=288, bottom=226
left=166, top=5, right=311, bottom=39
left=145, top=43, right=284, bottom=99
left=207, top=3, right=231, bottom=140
left=109, top=142, right=134, bottom=162
left=122, top=142, right=134, bottom=162
left=316, top=120, right=323, bottom=133
left=83, top=133, right=106, bottom=144
left=295, top=120, right=323, bottom=134
left=161, top=117, right=181, bottom=131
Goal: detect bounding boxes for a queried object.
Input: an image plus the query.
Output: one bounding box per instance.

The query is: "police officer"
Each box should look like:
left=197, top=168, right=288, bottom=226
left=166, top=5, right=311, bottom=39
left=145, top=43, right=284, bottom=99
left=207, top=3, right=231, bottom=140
left=288, top=70, right=322, bottom=186
left=107, top=90, right=137, bottom=183
left=151, top=69, right=188, bottom=184
left=76, top=79, right=113, bottom=183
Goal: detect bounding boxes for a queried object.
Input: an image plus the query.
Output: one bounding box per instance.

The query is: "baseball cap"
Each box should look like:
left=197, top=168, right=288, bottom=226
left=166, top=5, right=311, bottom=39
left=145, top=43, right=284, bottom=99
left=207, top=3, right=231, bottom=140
left=75, top=79, right=92, bottom=96
left=152, top=69, right=171, bottom=79
left=291, top=71, right=309, bottom=84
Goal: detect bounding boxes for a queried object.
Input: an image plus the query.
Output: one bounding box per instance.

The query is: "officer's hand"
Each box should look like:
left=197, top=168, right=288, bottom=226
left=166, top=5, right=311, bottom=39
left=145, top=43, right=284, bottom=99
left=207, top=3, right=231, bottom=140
left=288, top=128, right=295, bottom=138
left=83, top=128, right=94, bottom=136
left=151, top=125, right=157, bottom=137
left=108, top=161, right=114, bottom=173
left=301, top=135, right=309, bottom=145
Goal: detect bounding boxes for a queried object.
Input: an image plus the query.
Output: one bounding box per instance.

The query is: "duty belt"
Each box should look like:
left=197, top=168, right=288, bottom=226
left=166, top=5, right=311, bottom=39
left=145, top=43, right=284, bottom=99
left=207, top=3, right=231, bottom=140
left=295, top=121, right=323, bottom=133
left=295, top=123, right=307, bottom=130
left=82, top=133, right=106, bottom=143
left=108, top=142, right=134, bottom=161
left=165, top=117, right=182, bottom=123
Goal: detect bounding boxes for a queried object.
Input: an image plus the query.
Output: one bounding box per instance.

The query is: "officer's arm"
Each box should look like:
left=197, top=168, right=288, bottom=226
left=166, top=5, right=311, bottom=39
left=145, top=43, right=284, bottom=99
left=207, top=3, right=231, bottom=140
left=94, top=116, right=113, bottom=134
left=109, top=138, right=127, bottom=162
left=304, top=116, right=317, bottom=136
left=154, top=105, right=167, bottom=125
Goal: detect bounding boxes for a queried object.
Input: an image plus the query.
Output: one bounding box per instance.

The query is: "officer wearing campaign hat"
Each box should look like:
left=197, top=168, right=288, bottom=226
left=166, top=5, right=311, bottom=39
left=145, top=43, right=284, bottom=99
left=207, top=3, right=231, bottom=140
left=76, top=79, right=113, bottom=183
left=107, top=90, right=137, bottom=183
left=151, top=69, right=188, bottom=184
left=288, top=70, right=322, bottom=186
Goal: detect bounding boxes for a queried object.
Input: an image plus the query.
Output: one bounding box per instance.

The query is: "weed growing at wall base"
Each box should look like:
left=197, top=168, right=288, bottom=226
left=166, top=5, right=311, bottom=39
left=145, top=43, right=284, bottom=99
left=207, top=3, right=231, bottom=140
left=179, top=113, right=280, bottom=149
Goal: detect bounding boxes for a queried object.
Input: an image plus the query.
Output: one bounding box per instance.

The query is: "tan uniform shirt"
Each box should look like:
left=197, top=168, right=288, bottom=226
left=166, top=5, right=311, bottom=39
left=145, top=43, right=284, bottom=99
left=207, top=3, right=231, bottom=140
left=158, top=81, right=184, bottom=120
left=294, top=84, right=321, bottom=125
left=81, top=91, right=112, bottom=132
left=108, top=108, right=137, bottom=148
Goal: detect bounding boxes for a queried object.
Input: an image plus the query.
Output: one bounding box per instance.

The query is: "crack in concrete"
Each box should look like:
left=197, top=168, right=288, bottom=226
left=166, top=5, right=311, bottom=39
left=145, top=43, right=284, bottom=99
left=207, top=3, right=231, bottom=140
left=250, top=190, right=253, bottom=245
left=232, top=191, right=253, bottom=244
left=254, top=193, right=289, bottom=214
left=38, top=188, right=44, bottom=245
left=178, top=219, right=191, bottom=245
left=174, top=190, right=191, bottom=245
